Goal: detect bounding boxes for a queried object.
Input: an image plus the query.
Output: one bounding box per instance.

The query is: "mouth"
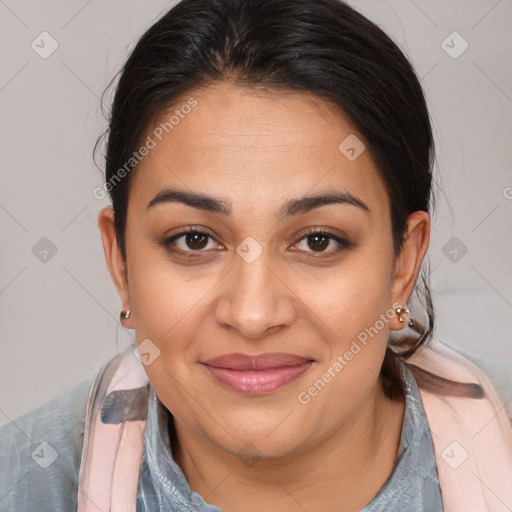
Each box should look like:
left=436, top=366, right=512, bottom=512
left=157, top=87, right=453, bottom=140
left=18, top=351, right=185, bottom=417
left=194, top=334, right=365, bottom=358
left=200, top=352, right=314, bottom=394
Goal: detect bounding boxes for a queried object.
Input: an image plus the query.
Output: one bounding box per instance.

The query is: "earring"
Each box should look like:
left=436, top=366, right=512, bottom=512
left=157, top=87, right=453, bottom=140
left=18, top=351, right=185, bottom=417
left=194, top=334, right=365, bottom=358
left=120, top=310, right=131, bottom=321
left=395, top=306, right=410, bottom=323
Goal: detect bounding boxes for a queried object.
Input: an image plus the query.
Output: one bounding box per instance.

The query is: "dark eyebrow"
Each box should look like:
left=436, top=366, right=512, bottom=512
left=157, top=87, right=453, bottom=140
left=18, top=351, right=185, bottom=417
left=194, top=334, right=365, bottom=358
left=278, top=190, right=369, bottom=218
left=146, top=187, right=369, bottom=218
left=147, top=188, right=232, bottom=215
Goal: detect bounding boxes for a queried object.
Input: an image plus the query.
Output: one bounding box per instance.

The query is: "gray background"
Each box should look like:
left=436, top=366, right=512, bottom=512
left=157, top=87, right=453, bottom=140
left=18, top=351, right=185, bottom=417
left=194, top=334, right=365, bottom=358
left=1, top=0, right=511, bottom=423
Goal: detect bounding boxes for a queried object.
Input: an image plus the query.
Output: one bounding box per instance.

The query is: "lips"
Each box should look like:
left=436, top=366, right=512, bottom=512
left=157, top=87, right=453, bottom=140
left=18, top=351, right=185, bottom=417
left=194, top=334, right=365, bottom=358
left=201, top=353, right=314, bottom=394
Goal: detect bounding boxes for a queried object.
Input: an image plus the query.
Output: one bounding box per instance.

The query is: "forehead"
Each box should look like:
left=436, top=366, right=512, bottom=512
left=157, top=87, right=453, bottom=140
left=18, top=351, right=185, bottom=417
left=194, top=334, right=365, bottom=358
left=130, top=82, right=388, bottom=217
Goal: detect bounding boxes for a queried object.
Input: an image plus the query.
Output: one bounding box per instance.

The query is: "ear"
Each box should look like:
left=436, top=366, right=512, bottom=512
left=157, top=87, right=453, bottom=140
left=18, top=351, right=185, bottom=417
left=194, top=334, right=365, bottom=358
left=390, top=211, right=430, bottom=330
left=98, top=206, right=133, bottom=328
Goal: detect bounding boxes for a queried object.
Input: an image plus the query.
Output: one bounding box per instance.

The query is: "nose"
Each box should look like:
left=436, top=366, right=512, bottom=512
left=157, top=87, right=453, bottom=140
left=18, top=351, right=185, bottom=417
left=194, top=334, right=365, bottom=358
left=214, top=251, right=296, bottom=340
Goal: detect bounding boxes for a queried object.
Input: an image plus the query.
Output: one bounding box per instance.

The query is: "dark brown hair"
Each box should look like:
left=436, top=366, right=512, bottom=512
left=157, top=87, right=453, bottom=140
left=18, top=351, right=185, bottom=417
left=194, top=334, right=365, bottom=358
left=96, top=0, right=483, bottom=400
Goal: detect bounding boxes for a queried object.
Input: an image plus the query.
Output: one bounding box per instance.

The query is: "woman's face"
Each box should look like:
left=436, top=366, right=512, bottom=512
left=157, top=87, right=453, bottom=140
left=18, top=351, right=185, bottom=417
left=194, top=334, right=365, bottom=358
left=99, top=81, right=428, bottom=459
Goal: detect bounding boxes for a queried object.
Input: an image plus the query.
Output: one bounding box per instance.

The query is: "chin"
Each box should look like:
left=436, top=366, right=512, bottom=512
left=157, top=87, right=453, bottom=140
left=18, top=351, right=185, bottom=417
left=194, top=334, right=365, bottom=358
left=205, top=409, right=311, bottom=458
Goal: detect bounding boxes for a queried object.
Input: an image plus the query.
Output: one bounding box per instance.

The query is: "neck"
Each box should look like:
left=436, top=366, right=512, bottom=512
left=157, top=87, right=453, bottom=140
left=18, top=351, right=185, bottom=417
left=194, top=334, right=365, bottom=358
left=171, top=378, right=405, bottom=512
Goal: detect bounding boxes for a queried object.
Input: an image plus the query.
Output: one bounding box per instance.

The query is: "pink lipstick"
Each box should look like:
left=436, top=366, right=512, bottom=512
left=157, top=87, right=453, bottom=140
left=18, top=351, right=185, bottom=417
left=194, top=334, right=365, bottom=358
left=201, top=353, right=313, bottom=394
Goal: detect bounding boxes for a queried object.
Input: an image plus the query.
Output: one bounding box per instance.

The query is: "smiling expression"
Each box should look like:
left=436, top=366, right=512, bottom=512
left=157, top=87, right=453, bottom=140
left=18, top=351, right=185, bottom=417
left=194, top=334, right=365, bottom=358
left=102, top=80, right=417, bottom=458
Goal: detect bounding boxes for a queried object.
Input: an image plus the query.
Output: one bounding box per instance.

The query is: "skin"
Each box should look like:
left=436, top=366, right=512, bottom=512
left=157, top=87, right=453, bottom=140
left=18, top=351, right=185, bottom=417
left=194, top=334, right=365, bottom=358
left=98, top=81, right=430, bottom=512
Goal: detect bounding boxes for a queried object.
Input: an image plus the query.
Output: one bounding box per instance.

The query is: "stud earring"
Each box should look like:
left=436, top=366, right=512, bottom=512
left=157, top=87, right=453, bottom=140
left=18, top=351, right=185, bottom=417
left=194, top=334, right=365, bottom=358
left=395, top=306, right=410, bottom=323
left=120, top=310, right=131, bottom=321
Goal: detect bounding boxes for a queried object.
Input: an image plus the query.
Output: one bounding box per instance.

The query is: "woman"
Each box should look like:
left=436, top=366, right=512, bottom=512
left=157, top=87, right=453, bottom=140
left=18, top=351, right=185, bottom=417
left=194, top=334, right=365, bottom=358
left=1, top=0, right=511, bottom=511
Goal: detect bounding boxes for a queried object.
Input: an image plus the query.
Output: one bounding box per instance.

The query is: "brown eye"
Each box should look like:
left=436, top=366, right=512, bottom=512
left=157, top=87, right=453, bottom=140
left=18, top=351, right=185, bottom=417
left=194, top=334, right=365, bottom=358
left=306, top=233, right=330, bottom=252
left=294, top=229, right=351, bottom=256
left=160, top=227, right=221, bottom=256
left=184, top=232, right=209, bottom=250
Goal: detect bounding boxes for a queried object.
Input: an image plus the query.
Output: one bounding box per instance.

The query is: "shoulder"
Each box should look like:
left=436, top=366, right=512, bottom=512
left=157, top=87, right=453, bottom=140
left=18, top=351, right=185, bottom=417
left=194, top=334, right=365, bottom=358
left=438, top=339, right=512, bottom=423
left=0, top=374, right=95, bottom=511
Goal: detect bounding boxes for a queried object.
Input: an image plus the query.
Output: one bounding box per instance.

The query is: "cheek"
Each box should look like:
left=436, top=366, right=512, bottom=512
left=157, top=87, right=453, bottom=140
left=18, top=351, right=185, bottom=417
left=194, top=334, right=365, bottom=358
left=129, top=263, right=208, bottom=350
left=125, top=222, right=206, bottom=341
left=294, top=297, right=393, bottom=437
left=293, top=244, right=394, bottom=401
left=298, top=245, right=394, bottom=342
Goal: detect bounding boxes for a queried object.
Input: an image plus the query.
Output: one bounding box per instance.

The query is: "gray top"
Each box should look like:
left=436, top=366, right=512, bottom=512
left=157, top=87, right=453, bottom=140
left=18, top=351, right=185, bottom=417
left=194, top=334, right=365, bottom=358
left=360, top=361, right=443, bottom=511
left=1, top=344, right=511, bottom=511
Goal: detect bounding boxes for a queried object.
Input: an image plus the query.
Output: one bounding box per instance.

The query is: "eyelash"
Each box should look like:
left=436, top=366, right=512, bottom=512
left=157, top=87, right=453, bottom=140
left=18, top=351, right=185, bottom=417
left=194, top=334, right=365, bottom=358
left=159, top=226, right=352, bottom=259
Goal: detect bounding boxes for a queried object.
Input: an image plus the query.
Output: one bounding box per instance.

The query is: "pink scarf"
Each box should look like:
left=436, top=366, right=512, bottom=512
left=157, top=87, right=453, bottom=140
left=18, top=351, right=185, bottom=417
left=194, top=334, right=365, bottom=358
left=77, top=339, right=512, bottom=511
left=408, top=339, right=512, bottom=511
